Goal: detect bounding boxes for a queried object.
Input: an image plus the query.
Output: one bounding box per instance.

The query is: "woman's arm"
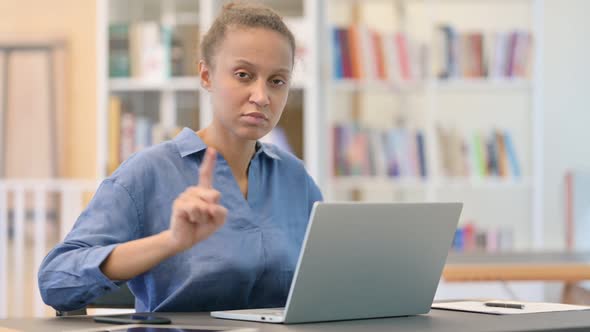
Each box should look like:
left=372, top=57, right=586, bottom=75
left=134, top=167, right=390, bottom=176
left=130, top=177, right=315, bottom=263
left=100, top=147, right=227, bottom=281
left=39, top=148, right=226, bottom=311
left=99, top=230, right=178, bottom=280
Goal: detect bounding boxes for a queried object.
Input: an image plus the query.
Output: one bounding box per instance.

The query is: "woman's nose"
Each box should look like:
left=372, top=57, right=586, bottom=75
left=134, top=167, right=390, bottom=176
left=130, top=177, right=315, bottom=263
left=249, top=80, right=270, bottom=108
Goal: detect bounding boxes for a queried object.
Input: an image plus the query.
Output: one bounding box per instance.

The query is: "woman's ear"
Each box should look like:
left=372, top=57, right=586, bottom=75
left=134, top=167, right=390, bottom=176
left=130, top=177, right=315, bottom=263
left=199, top=60, right=212, bottom=91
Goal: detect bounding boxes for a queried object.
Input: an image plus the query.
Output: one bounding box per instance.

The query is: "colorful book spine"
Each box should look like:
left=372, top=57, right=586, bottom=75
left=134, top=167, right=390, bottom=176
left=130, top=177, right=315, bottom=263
left=332, top=124, right=427, bottom=178
left=416, top=131, right=427, bottom=178
left=332, top=28, right=344, bottom=79
left=451, top=223, right=514, bottom=253
left=107, top=96, right=122, bottom=174
left=503, top=131, right=521, bottom=178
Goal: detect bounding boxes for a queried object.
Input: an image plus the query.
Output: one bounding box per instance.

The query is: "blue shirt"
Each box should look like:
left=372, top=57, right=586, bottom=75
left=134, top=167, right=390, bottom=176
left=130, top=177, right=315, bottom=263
left=38, top=128, right=323, bottom=312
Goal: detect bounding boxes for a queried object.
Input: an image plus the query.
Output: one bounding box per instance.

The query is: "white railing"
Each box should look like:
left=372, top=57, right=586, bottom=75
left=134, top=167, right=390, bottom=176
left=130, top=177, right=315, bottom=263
left=0, top=179, right=99, bottom=318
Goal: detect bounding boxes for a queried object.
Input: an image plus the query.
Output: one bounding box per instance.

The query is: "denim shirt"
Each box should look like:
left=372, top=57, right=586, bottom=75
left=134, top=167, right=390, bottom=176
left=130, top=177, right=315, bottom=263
left=38, top=128, right=323, bottom=312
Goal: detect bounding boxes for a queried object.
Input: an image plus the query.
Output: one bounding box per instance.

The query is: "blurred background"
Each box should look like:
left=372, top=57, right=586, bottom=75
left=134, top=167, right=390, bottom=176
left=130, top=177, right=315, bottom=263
left=0, top=0, right=589, bottom=318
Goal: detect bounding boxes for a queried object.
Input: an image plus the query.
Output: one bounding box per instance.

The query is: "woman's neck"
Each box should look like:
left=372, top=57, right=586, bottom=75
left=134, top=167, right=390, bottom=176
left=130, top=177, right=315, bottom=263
left=196, top=124, right=256, bottom=180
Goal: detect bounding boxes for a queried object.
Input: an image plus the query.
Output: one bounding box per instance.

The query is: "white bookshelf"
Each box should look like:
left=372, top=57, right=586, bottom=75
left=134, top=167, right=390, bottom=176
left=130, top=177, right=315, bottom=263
left=97, top=0, right=544, bottom=249
left=98, top=0, right=320, bottom=180
left=332, top=176, right=532, bottom=190
left=109, top=77, right=201, bottom=91
left=318, top=0, right=544, bottom=250
left=98, top=0, right=204, bottom=179
left=430, top=78, right=532, bottom=92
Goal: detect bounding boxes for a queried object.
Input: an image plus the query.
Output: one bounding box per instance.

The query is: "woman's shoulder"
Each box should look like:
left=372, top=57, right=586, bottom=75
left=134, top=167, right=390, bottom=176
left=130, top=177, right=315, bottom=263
left=260, top=142, right=323, bottom=201
left=259, top=142, right=316, bottom=181
left=109, top=140, right=181, bottom=185
left=259, top=142, right=304, bottom=168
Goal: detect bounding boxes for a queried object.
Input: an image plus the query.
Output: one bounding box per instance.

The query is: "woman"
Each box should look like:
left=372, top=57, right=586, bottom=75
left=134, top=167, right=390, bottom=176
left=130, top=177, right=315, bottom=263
left=38, top=2, right=322, bottom=312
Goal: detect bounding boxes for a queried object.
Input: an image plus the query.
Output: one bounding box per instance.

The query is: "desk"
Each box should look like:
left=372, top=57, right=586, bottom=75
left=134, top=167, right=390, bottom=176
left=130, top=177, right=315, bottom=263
left=443, top=252, right=590, bottom=303
left=2, top=310, right=590, bottom=332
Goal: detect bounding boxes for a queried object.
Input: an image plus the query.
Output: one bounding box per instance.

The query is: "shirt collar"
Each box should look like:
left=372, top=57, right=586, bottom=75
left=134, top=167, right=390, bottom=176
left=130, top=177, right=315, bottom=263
left=174, top=127, right=281, bottom=160
left=174, top=128, right=207, bottom=157
left=256, top=141, right=281, bottom=160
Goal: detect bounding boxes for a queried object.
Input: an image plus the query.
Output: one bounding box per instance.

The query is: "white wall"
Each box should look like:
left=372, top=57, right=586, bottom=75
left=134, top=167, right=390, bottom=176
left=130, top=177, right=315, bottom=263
left=542, top=0, right=590, bottom=249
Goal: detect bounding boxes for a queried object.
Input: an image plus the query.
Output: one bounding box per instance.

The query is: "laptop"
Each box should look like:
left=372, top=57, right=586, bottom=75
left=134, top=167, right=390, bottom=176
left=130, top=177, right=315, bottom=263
left=211, top=202, right=463, bottom=324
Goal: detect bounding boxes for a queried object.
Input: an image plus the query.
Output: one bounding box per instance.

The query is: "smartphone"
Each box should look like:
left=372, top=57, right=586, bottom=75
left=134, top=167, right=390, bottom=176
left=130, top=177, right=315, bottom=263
left=93, top=314, right=172, bottom=325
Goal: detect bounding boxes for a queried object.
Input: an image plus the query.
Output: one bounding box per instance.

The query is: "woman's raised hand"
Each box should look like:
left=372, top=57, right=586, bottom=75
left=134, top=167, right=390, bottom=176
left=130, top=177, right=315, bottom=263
left=169, top=148, right=228, bottom=252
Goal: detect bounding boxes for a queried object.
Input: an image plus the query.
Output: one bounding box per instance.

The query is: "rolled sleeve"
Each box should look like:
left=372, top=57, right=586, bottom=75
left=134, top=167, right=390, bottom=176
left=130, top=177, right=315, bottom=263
left=38, top=179, right=140, bottom=311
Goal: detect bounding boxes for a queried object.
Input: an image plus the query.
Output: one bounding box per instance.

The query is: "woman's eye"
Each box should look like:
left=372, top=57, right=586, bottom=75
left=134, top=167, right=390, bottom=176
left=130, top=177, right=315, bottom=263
left=271, top=79, right=286, bottom=86
left=235, top=72, right=250, bottom=79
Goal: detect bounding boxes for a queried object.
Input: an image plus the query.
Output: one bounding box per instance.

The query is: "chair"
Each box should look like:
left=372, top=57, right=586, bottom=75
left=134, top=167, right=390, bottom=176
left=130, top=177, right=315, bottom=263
left=55, top=283, right=135, bottom=316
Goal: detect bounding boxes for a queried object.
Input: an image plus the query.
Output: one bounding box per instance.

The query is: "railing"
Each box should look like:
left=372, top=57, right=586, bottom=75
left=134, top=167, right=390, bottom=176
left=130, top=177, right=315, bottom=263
left=0, top=179, right=99, bottom=318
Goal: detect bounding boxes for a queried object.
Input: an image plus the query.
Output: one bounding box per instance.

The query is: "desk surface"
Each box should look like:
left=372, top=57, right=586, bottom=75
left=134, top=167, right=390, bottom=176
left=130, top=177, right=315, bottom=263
left=444, top=252, right=590, bottom=282
left=446, top=252, right=590, bottom=264
left=2, top=310, right=590, bottom=332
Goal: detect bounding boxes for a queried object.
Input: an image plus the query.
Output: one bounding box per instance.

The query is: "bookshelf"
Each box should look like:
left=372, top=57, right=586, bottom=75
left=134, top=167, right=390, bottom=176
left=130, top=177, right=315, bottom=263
left=98, top=0, right=202, bottom=176
left=97, top=0, right=319, bottom=179
left=319, top=0, right=544, bottom=250
left=97, top=0, right=544, bottom=250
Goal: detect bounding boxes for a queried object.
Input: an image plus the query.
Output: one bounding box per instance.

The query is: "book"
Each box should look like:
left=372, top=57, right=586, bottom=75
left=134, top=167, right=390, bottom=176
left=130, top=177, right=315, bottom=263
left=357, top=25, right=376, bottom=80
left=472, top=133, right=487, bottom=177
left=503, top=131, right=521, bottom=177
left=495, top=130, right=509, bottom=177
left=109, top=23, right=130, bottom=77
left=119, top=112, right=136, bottom=163
left=338, top=28, right=353, bottom=79
left=395, top=32, right=412, bottom=81
left=134, top=116, right=153, bottom=152
left=372, top=31, right=387, bottom=80
left=129, top=21, right=168, bottom=80
left=416, top=131, right=427, bottom=178
left=436, top=127, right=520, bottom=179
left=107, top=96, right=122, bottom=175
left=331, top=124, right=427, bottom=178
left=331, top=28, right=344, bottom=79
left=433, top=300, right=590, bottom=315
left=434, top=25, right=532, bottom=80
left=347, top=25, right=362, bottom=79
left=382, top=31, right=402, bottom=84
left=330, top=25, right=424, bottom=84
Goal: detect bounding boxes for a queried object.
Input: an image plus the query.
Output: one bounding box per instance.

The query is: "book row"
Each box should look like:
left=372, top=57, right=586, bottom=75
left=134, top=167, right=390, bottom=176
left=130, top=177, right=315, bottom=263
left=330, top=24, right=532, bottom=83
left=109, top=22, right=199, bottom=79
left=452, top=222, right=514, bottom=253
left=333, top=124, right=521, bottom=179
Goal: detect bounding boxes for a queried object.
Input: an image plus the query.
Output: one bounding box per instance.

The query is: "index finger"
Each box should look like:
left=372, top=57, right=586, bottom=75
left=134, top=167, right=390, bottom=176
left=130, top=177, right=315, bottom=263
left=199, top=148, right=217, bottom=188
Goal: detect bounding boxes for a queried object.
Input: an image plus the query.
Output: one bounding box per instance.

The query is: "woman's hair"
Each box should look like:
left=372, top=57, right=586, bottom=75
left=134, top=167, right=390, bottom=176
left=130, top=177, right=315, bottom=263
left=200, top=2, right=296, bottom=67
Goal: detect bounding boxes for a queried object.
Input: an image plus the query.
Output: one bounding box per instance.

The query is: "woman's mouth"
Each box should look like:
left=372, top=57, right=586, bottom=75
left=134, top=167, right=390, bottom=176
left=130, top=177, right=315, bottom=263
left=241, top=112, right=269, bottom=125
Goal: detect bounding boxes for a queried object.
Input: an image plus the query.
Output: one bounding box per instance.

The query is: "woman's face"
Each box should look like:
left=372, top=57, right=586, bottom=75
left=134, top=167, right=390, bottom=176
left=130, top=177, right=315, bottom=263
left=200, top=27, right=293, bottom=141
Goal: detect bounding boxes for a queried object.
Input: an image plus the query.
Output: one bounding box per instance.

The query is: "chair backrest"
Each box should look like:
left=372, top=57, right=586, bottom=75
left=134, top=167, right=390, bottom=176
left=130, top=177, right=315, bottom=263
left=88, top=283, right=135, bottom=308
left=56, top=283, right=135, bottom=316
